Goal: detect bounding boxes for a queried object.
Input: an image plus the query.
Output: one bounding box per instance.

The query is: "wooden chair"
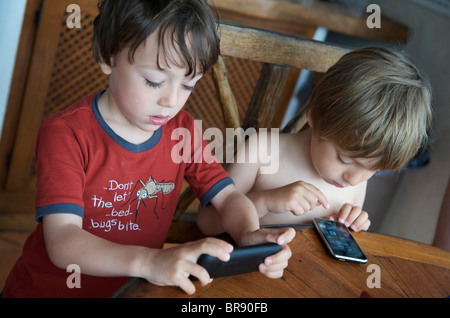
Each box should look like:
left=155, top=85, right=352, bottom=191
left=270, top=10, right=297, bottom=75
left=165, top=21, right=350, bottom=242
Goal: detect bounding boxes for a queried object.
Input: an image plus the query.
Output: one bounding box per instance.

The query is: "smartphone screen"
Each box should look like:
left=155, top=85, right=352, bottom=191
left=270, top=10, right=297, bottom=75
left=313, top=218, right=368, bottom=264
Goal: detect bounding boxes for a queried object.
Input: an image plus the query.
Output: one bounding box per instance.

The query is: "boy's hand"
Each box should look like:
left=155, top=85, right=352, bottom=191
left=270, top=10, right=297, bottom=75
left=328, top=203, right=371, bottom=232
left=141, top=238, right=233, bottom=295
left=239, top=227, right=296, bottom=279
left=265, top=181, right=329, bottom=216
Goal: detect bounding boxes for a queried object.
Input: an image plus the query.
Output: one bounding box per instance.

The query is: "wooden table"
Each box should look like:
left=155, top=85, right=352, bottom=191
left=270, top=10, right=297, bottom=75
left=113, top=226, right=450, bottom=298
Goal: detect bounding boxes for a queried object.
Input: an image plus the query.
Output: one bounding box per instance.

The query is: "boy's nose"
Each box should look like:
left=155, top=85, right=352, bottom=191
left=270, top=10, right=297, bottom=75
left=159, top=86, right=178, bottom=108
left=343, top=169, right=376, bottom=186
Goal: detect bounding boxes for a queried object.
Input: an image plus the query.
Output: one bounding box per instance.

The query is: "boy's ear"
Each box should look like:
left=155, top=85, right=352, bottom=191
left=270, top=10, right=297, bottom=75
left=307, top=109, right=313, bottom=128
left=98, top=57, right=114, bottom=76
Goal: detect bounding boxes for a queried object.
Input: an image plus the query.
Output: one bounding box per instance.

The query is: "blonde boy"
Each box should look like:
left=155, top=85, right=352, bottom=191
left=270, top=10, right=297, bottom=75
left=198, top=46, right=432, bottom=233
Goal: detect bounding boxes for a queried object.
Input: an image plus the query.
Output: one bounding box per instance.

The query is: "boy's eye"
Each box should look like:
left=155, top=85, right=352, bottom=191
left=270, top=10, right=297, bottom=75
left=338, top=155, right=353, bottom=166
left=182, top=84, right=195, bottom=92
left=145, top=79, right=195, bottom=92
left=145, top=79, right=162, bottom=88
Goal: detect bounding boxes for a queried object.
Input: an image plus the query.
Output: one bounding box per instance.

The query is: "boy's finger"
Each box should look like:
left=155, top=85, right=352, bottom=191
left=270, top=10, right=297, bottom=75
left=259, top=263, right=284, bottom=279
left=177, top=273, right=197, bottom=295
left=316, top=192, right=330, bottom=209
left=264, top=244, right=292, bottom=267
left=346, top=206, right=362, bottom=227
left=263, top=258, right=289, bottom=273
left=259, top=245, right=291, bottom=278
left=276, top=227, right=296, bottom=245
left=194, top=238, right=234, bottom=262
left=263, top=227, right=296, bottom=245
left=304, top=183, right=329, bottom=209
left=350, top=211, right=369, bottom=232
left=361, top=219, right=371, bottom=231
left=187, top=263, right=213, bottom=287
left=337, top=203, right=352, bottom=225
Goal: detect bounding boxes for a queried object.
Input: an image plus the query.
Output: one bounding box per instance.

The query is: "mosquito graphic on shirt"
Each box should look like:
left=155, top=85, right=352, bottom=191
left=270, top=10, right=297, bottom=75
left=122, top=176, right=175, bottom=222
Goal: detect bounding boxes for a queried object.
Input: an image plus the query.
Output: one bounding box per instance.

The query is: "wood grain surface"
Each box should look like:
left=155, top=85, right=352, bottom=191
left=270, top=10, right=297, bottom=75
left=113, top=227, right=450, bottom=298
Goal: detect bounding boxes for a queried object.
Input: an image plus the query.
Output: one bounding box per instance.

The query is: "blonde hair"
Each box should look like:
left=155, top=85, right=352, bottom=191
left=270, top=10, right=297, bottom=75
left=308, top=46, right=432, bottom=171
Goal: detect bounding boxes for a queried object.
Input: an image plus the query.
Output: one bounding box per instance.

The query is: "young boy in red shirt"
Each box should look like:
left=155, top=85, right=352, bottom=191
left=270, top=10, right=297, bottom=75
left=3, top=0, right=294, bottom=297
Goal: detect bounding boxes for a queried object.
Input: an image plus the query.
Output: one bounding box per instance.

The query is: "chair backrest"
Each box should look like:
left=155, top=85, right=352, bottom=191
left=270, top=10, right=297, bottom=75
left=168, top=21, right=350, bottom=242
left=217, top=21, right=350, bottom=130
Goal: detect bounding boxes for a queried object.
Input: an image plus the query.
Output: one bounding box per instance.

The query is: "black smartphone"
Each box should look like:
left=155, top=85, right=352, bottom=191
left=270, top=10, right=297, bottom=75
left=192, top=243, right=282, bottom=280
left=313, top=218, right=368, bottom=264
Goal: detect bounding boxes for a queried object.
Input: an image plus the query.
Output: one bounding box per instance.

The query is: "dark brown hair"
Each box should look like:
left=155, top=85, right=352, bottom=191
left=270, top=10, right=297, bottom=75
left=92, top=0, right=220, bottom=77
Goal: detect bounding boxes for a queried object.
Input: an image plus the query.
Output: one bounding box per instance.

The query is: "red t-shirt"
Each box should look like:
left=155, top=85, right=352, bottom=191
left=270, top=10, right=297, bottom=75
left=3, top=93, right=232, bottom=297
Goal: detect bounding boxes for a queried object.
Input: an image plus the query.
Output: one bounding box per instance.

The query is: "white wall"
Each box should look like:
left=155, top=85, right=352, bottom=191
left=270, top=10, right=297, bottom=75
left=0, top=0, right=27, bottom=138
left=374, top=0, right=450, bottom=244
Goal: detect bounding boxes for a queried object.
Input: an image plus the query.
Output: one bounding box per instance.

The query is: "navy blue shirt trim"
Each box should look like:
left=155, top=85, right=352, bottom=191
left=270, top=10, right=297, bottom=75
left=91, top=91, right=162, bottom=153
left=36, top=203, right=84, bottom=223
left=200, top=177, right=234, bottom=208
